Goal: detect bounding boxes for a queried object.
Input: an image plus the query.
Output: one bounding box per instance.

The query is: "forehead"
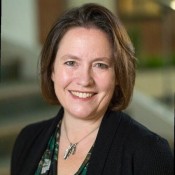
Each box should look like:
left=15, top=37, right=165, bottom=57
left=60, top=26, right=110, bottom=42
left=57, top=27, right=113, bottom=57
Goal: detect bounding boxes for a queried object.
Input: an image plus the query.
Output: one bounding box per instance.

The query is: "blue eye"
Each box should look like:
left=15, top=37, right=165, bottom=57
left=64, top=61, right=76, bottom=66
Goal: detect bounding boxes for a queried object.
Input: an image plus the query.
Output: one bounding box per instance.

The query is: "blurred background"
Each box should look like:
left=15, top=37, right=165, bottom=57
left=1, top=0, right=174, bottom=174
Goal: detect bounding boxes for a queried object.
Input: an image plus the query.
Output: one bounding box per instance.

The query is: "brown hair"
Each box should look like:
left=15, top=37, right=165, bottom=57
left=40, top=3, right=136, bottom=111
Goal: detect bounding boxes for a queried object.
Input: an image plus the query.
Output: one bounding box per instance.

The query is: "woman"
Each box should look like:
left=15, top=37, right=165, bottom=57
left=11, top=3, right=173, bottom=175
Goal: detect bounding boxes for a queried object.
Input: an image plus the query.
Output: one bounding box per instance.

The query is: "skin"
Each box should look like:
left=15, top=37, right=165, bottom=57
left=51, top=27, right=116, bottom=174
left=52, top=27, right=116, bottom=122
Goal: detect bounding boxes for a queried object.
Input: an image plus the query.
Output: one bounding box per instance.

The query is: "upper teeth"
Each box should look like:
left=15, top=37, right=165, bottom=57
left=71, top=91, right=94, bottom=98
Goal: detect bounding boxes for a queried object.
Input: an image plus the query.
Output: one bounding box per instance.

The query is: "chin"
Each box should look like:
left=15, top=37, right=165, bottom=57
left=72, top=110, right=93, bottom=119
left=68, top=106, right=105, bottom=120
left=65, top=107, right=90, bottom=118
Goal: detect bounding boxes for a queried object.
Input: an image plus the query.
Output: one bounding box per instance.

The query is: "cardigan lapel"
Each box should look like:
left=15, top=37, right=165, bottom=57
left=22, top=108, right=64, bottom=175
left=87, top=110, right=122, bottom=175
left=19, top=108, right=121, bottom=175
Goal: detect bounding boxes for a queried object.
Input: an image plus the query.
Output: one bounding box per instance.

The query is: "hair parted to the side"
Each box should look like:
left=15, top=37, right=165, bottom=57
left=40, top=3, right=136, bottom=111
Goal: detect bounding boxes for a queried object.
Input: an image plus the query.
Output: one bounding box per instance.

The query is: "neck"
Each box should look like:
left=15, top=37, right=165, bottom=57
left=61, top=112, right=103, bottom=142
left=60, top=112, right=103, bottom=160
left=64, top=115, right=101, bottom=132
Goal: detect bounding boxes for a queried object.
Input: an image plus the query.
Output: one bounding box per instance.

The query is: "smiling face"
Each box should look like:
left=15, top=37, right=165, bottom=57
left=52, top=27, right=116, bottom=120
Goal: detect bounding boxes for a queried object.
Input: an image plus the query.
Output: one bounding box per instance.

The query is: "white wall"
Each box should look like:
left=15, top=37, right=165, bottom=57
left=2, top=0, right=38, bottom=48
left=2, top=0, right=40, bottom=79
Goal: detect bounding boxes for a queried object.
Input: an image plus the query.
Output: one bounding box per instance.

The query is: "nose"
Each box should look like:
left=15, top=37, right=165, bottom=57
left=76, top=66, right=94, bottom=87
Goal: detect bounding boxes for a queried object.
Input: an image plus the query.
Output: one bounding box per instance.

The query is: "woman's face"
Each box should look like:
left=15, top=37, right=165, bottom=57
left=52, top=27, right=116, bottom=120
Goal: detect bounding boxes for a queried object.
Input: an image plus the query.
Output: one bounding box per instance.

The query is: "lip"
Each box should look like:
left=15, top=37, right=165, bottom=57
left=69, top=90, right=97, bottom=99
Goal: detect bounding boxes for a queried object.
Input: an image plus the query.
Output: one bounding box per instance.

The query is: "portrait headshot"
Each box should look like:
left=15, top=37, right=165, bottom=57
left=1, top=1, right=174, bottom=175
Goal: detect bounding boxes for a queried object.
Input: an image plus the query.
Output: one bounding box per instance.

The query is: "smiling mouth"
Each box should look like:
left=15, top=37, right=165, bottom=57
left=70, top=91, right=95, bottom=99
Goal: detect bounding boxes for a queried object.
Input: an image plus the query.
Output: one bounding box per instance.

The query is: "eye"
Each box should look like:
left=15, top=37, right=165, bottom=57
left=94, top=63, right=109, bottom=69
left=64, top=61, right=77, bottom=67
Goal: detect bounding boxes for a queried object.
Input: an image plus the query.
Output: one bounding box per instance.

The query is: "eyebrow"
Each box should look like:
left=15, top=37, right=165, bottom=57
left=93, top=57, right=112, bottom=63
left=61, top=54, right=112, bottom=63
left=61, top=54, right=81, bottom=61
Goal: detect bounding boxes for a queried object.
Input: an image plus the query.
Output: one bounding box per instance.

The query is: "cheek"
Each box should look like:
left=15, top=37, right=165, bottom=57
left=52, top=69, right=72, bottom=88
left=105, top=80, right=115, bottom=92
left=96, top=71, right=116, bottom=90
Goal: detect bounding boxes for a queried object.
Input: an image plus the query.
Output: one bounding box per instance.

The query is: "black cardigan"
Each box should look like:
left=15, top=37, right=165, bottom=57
left=11, top=108, right=174, bottom=175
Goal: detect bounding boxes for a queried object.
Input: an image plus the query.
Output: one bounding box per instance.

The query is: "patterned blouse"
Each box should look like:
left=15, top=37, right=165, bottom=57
left=34, top=122, right=93, bottom=175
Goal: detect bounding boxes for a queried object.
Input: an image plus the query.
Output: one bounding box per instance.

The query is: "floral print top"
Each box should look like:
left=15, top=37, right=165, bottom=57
left=34, top=122, right=93, bottom=175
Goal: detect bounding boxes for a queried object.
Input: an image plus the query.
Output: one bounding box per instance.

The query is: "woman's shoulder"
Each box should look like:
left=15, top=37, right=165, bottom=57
left=12, top=116, right=57, bottom=155
left=121, top=112, right=173, bottom=174
left=110, top=110, right=164, bottom=140
left=12, top=109, right=63, bottom=156
left=113, top=110, right=173, bottom=156
left=16, top=108, right=63, bottom=143
left=109, top=110, right=174, bottom=174
left=109, top=110, right=172, bottom=152
left=17, top=117, right=55, bottom=140
left=11, top=109, right=63, bottom=174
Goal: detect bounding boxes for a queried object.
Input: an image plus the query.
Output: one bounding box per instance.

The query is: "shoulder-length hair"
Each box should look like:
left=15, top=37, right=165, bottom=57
left=40, top=3, right=136, bottom=111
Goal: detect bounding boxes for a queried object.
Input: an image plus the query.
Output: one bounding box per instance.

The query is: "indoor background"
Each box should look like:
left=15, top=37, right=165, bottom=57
left=1, top=0, right=175, bottom=174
